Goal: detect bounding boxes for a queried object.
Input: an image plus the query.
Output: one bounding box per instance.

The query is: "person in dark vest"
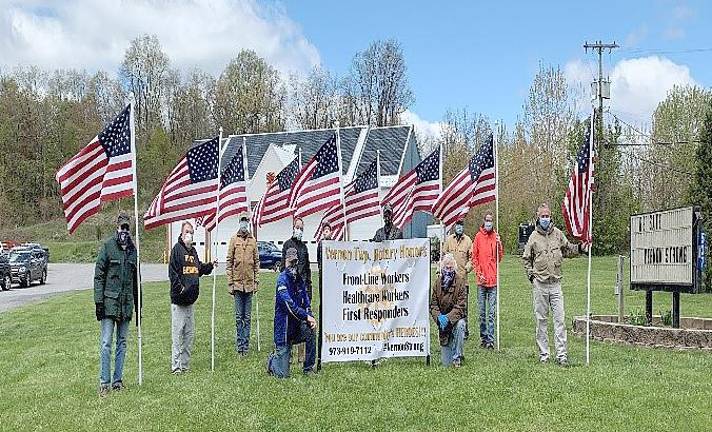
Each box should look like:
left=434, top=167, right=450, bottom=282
left=169, top=221, right=215, bottom=374
left=372, top=203, right=403, bottom=241
left=94, top=212, right=138, bottom=396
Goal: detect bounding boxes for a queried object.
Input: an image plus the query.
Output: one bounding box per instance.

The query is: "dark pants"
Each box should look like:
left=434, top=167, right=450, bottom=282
left=267, top=321, right=316, bottom=378
left=234, top=291, right=253, bottom=353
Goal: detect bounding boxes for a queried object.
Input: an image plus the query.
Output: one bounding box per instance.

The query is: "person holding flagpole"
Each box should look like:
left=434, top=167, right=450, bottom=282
left=471, top=212, right=503, bottom=349
left=522, top=203, right=585, bottom=366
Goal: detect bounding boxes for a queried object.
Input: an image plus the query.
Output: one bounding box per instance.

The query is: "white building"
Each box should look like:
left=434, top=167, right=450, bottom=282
left=168, top=125, right=429, bottom=262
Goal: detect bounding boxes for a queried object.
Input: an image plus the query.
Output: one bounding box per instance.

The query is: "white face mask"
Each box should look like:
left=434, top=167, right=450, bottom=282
left=484, top=221, right=493, bottom=231
left=293, top=228, right=303, bottom=240
left=239, top=221, right=249, bottom=232
left=183, top=232, right=194, bottom=245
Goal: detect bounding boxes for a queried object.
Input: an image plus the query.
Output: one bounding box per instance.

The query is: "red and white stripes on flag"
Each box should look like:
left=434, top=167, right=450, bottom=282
left=432, top=135, right=496, bottom=231
left=250, top=193, right=265, bottom=237
left=259, top=157, right=301, bottom=226
left=562, top=116, right=594, bottom=245
left=315, top=158, right=380, bottom=241
left=56, top=104, right=134, bottom=233
left=198, top=141, right=249, bottom=232
left=144, top=137, right=220, bottom=230
left=288, top=134, right=342, bottom=219
left=382, top=148, right=441, bottom=229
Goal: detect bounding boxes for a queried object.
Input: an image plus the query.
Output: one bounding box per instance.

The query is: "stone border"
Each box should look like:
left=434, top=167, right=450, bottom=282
left=572, top=315, right=712, bottom=351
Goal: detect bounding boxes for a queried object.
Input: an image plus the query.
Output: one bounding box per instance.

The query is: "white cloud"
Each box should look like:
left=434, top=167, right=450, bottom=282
left=0, top=0, right=321, bottom=76
left=401, top=110, right=442, bottom=141
left=565, top=56, right=698, bottom=124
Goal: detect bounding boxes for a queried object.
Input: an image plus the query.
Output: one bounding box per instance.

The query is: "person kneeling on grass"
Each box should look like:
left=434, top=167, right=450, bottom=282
left=267, top=248, right=317, bottom=378
left=430, top=253, right=467, bottom=368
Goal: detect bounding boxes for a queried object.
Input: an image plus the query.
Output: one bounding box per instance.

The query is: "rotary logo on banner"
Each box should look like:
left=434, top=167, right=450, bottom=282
left=320, top=238, right=431, bottom=363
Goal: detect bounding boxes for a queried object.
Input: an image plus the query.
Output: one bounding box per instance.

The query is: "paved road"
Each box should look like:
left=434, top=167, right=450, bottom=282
left=0, top=263, right=226, bottom=313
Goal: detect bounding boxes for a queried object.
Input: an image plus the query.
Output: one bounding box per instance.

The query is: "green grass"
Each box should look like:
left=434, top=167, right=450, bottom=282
left=1, top=256, right=711, bottom=431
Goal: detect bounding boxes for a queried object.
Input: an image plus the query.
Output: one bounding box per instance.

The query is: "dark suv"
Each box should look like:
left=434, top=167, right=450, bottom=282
left=9, top=248, right=47, bottom=287
left=258, top=241, right=283, bottom=271
left=0, top=253, right=10, bottom=290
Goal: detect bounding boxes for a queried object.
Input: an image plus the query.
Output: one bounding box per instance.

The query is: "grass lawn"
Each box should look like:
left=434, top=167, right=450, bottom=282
left=1, top=256, right=711, bottom=431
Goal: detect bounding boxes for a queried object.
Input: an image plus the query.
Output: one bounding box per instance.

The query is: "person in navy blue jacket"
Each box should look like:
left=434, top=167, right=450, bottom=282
left=267, top=247, right=317, bottom=378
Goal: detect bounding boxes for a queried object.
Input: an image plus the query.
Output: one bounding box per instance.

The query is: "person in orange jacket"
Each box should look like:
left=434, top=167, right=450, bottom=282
left=471, top=212, right=504, bottom=349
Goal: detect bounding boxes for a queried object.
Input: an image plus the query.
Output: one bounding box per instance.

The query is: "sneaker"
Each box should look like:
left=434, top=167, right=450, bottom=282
left=111, top=381, right=124, bottom=391
left=181, top=367, right=190, bottom=373
left=98, top=384, right=110, bottom=398
left=266, top=354, right=274, bottom=376
left=486, top=342, right=495, bottom=350
left=452, top=359, right=462, bottom=368
left=171, top=368, right=182, bottom=375
left=557, top=357, right=569, bottom=367
left=480, top=340, right=487, bottom=348
left=539, top=355, right=549, bottom=364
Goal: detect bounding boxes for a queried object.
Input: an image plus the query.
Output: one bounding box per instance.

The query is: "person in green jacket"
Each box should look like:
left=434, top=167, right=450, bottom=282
left=94, top=212, right=139, bottom=397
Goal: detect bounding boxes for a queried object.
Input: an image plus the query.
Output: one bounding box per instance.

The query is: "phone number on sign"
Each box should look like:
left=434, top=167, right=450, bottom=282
left=328, top=346, right=373, bottom=356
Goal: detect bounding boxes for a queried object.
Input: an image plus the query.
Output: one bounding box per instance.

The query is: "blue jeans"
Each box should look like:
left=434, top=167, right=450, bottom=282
left=99, top=318, right=130, bottom=386
left=234, top=291, right=253, bottom=353
left=441, top=319, right=466, bottom=366
left=267, top=321, right=316, bottom=378
left=478, top=286, right=497, bottom=345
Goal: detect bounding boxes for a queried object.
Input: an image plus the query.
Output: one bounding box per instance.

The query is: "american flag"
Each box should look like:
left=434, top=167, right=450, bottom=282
left=562, top=117, right=594, bottom=245
left=144, top=137, right=220, bottom=230
left=250, top=194, right=265, bottom=237
left=315, top=159, right=380, bottom=241
left=258, top=157, right=301, bottom=226
left=382, top=147, right=441, bottom=229
left=198, top=142, right=248, bottom=232
left=432, top=135, right=496, bottom=230
left=289, top=134, right=342, bottom=219
left=56, top=104, right=134, bottom=234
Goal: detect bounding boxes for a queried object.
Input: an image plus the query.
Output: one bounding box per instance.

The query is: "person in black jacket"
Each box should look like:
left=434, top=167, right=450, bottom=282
left=169, top=221, right=214, bottom=374
left=281, top=217, right=312, bottom=298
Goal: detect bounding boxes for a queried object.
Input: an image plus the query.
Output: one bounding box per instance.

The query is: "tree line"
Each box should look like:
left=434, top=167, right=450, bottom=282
left=1, top=34, right=711, bottom=269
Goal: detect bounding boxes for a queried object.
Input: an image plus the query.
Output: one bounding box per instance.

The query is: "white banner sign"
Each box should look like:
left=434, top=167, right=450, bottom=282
left=320, top=239, right=431, bottom=363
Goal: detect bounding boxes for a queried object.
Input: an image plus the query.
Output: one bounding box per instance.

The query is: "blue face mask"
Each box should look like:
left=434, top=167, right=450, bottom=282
left=441, top=268, right=455, bottom=287
left=539, top=217, right=551, bottom=230
left=454, top=224, right=464, bottom=236
left=484, top=221, right=493, bottom=232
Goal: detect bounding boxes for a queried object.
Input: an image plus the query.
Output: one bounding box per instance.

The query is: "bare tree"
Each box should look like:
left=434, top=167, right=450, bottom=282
left=289, top=66, right=338, bottom=130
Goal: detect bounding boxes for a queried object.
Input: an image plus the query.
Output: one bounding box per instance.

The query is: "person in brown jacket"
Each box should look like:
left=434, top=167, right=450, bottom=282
left=430, top=254, right=467, bottom=367
left=441, top=219, right=473, bottom=338
left=226, top=213, right=260, bottom=356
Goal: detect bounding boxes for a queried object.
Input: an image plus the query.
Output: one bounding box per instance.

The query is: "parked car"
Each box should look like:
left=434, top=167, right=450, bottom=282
left=9, top=249, right=47, bottom=287
left=257, top=241, right=283, bottom=271
left=0, top=253, right=10, bottom=291
left=21, top=243, right=50, bottom=262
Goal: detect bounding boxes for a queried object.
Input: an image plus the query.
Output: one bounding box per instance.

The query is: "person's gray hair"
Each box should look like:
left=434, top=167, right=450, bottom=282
left=441, top=253, right=457, bottom=269
left=181, top=221, right=193, bottom=232
left=537, top=203, right=550, bottom=216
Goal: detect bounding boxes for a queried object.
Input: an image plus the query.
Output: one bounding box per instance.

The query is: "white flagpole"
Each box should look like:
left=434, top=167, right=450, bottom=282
left=128, top=93, right=144, bottom=385
left=585, top=114, right=595, bottom=366
left=336, top=123, right=347, bottom=241
left=439, top=142, right=445, bottom=257
left=211, top=128, right=224, bottom=372
left=494, top=132, right=501, bottom=351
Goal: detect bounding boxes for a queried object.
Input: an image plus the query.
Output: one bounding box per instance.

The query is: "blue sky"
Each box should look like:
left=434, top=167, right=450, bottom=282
left=1, top=0, right=710, bottom=133
left=283, top=0, right=712, bottom=127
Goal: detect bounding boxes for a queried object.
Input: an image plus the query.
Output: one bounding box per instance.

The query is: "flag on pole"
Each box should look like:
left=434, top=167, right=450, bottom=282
left=144, top=137, right=220, bottom=229
left=562, top=120, right=594, bottom=246
left=432, top=135, right=496, bottom=230
left=259, top=158, right=301, bottom=225
left=250, top=194, right=264, bottom=237
left=56, top=105, right=134, bottom=233
left=382, top=147, right=441, bottom=229
left=199, top=142, right=248, bottom=231
left=315, top=159, right=380, bottom=241
left=288, top=134, right=341, bottom=219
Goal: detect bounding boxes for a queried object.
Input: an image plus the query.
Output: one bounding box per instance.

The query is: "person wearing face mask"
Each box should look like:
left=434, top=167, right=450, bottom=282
left=372, top=203, right=403, bottom=242
left=93, top=212, right=139, bottom=397
left=169, top=221, right=215, bottom=374
left=226, top=213, right=260, bottom=356
left=441, top=219, right=473, bottom=338
left=267, top=248, right=317, bottom=378
left=281, top=217, right=312, bottom=299
left=471, top=212, right=504, bottom=349
left=522, top=203, right=584, bottom=366
left=430, top=254, right=467, bottom=367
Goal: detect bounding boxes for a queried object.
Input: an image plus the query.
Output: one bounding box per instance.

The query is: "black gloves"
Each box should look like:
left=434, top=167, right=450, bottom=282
left=529, top=275, right=535, bottom=283
left=95, top=303, right=105, bottom=321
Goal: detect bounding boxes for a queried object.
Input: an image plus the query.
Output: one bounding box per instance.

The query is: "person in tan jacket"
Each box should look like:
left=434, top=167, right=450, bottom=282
left=226, top=213, right=260, bottom=356
left=441, top=219, right=472, bottom=338
left=430, top=254, right=467, bottom=367
left=522, top=203, right=584, bottom=366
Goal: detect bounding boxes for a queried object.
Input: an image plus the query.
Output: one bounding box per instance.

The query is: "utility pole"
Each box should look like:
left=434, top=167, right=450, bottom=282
left=583, top=40, right=619, bottom=148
